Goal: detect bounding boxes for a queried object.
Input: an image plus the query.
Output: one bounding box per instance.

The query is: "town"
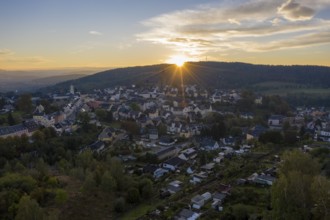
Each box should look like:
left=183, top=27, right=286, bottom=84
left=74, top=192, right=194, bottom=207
left=0, top=82, right=329, bottom=220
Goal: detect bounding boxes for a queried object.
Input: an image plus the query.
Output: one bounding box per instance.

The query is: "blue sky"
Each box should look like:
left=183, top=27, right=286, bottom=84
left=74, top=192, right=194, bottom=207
left=1, top=0, right=330, bottom=70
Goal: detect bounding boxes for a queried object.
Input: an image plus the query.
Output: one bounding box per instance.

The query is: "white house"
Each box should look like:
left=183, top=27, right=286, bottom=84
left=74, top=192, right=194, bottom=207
left=191, top=195, right=205, bottom=209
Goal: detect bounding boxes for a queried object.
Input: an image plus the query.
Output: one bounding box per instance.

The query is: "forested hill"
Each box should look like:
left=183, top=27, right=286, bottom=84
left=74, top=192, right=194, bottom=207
left=42, top=62, right=330, bottom=93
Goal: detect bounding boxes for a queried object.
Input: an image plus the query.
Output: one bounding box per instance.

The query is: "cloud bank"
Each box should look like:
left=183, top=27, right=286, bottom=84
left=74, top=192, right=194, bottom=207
left=89, top=31, right=103, bottom=36
left=137, top=0, right=330, bottom=58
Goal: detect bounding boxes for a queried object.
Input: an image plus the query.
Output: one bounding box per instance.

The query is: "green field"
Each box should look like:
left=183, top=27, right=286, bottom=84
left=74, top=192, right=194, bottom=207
left=0, top=111, right=24, bottom=125
left=261, top=88, right=330, bottom=96
left=121, top=200, right=162, bottom=220
left=251, top=81, right=330, bottom=96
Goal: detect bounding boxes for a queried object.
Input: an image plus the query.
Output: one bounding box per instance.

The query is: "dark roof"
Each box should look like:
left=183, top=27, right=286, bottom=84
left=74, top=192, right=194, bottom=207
left=179, top=209, right=195, bottom=218
left=23, top=120, right=39, bottom=132
left=167, top=184, right=181, bottom=193
left=163, top=156, right=185, bottom=167
left=156, top=146, right=177, bottom=157
left=249, top=125, right=267, bottom=137
left=88, top=141, right=105, bottom=151
left=257, top=174, right=276, bottom=182
left=218, top=184, right=231, bottom=194
left=148, top=128, right=158, bottom=135
left=213, top=192, right=226, bottom=201
left=143, top=164, right=159, bottom=173
left=159, top=136, right=175, bottom=144
left=0, top=124, right=27, bottom=136
left=54, top=123, right=62, bottom=129
left=200, top=137, right=217, bottom=147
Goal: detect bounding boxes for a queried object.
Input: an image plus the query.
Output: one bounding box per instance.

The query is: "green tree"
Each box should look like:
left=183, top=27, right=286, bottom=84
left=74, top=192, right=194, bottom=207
left=77, top=112, right=90, bottom=131
left=15, top=195, right=44, bottom=220
left=141, top=153, right=159, bottom=164
left=272, top=171, right=313, bottom=220
left=259, top=131, right=283, bottom=144
left=130, top=103, right=140, bottom=111
left=32, top=130, right=45, bottom=142
left=76, top=149, right=93, bottom=171
left=0, top=97, right=5, bottom=109
left=284, top=130, right=297, bottom=144
left=282, top=121, right=291, bottom=132
left=83, top=171, right=97, bottom=191
left=7, top=112, right=16, bottom=125
left=0, top=173, right=37, bottom=193
left=279, top=150, right=319, bottom=177
left=100, top=171, right=117, bottom=193
left=95, top=109, right=113, bottom=123
left=55, top=189, right=68, bottom=205
left=107, top=157, right=125, bottom=191
left=95, top=109, right=107, bottom=121
left=311, top=175, right=330, bottom=219
left=271, top=150, right=320, bottom=220
left=17, top=94, right=33, bottom=114
left=114, top=197, right=126, bottom=213
left=231, top=204, right=249, bottom=220
left=139, top=178, right=153, bottom=199
left=126, top=187, right=140, bottom=203
left=157, top=124, right=167, bottom=136
left=121, top=121, right=140, bottom=135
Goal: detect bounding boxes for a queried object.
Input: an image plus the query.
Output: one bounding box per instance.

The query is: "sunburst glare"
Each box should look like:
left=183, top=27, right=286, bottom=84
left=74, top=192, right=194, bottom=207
left=167, top=55, right=189, bottom=67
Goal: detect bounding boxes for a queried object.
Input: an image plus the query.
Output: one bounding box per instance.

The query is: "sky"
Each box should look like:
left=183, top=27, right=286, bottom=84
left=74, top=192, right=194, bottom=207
left=0, top=0, right=330, bottom=70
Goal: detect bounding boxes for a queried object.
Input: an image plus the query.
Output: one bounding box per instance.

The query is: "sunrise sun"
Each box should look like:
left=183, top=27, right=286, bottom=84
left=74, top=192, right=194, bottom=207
left=168, top=55, right=188, bottom=67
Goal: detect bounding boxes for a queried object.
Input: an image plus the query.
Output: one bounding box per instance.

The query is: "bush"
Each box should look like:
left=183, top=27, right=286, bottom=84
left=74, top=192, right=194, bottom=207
left=55, top=189, right=68, bottom=205
left=0, top=173, right=37, bottom=193
left=126, top=187, right=140, bottom=204
left=114, top=197, right=126, bottom=213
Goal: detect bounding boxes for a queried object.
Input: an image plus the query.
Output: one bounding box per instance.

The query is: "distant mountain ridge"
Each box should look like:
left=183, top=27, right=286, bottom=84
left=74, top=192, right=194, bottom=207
left=42, top=62, right=330, bottom=94
left=0, top=68, right=109, bottom=92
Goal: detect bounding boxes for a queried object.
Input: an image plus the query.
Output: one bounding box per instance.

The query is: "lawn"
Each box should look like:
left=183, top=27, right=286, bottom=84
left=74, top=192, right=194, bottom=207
left=261, top=88, right=330, bottom=96
left=0, top=111, right=24, bottom=125
left=121, top=200, right=162, bottom=220
left=250, top=81, right=330, bottom=97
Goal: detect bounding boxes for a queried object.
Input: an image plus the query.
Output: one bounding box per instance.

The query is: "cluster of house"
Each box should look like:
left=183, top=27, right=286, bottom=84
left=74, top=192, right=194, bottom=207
left=2, top=84, right=330, bottom=147
left=259, top=107, right=330, bottom=142
left=297, top=107, right=330, bottom=142
left=0, top=120, right=38, bottom=138
left=157, top=183, right=232, bottom=220
left=79, top=85, right=254, bottom=148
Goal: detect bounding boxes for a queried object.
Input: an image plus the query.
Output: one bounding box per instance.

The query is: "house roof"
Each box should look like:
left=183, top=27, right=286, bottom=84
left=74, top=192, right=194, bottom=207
left=167, top=184, right=181, bottom=193
left=164, top=156, right=185, bottom=167
left=200, top=138, right=217, bottom=147
left=159, top=136, right=175, bottom=144
left=257, top=174, right=276, bottom=182
left=99, top=127, right=114, bottom=139
left=88, top=140, right=104, bottom=151
left=23, top=120, right=39, bottom=132
left=249, top=125, right=267, bottom=137
left=0, top=124, right=27, bottom=136
left=213, top=192, right=226, bottom=201
left=143, top=164, right=159, bottom=173
left=191, top=195, right=204, bottom=203
left=201, top=192, right=212, bottom=200
left=218, top=184, right=231, bottom=194
left=181, top=148, right=196, bottom=157
left=179, top=209, right=196, bottom=218
left=156, top=146, right=177, bottom=157
left=148, top=128, right=158, bottom=135
left=201, top=163, right=215, bottom=170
